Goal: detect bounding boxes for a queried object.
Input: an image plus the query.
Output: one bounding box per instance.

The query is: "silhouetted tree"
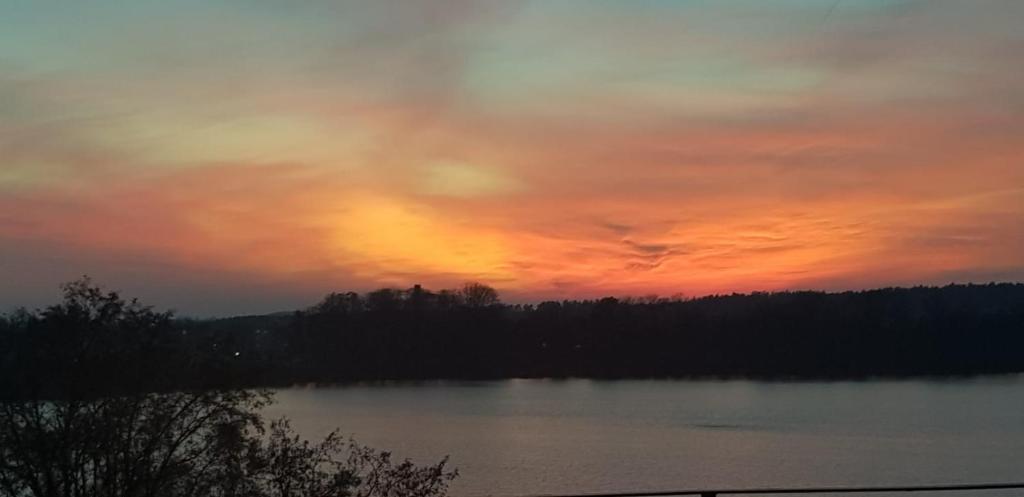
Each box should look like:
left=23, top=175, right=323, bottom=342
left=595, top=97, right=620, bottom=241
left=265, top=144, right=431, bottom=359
left=435, top=290, right=462, bottom=310
left=0, top=391, right=456, bottom=497
left=312, top=291, right=365, bottom=315
left=366, top=289, right=403, bottom=312
left=0, top=279, right=457, bottom=497
left=459, top=283, right=499, bottom=308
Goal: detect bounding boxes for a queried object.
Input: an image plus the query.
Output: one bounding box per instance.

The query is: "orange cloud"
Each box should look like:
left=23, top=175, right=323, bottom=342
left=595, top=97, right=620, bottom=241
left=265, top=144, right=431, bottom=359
left=2, top=1, right=1023, bottom=314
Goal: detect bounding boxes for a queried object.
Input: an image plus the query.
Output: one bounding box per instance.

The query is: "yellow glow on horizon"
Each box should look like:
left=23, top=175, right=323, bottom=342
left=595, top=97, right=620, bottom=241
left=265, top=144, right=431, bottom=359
left=331, top=196, right=512, bottom=282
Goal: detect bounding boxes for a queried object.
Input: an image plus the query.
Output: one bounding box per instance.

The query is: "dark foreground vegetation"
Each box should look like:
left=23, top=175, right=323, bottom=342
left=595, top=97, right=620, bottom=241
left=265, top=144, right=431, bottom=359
left=4, top=279, right=1023, bottom=396
left=0, top=279, right=456, bottom=497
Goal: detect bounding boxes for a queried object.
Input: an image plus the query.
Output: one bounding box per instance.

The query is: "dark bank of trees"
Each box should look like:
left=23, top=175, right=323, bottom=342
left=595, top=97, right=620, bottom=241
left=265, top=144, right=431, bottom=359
left=0, top=279, right=457, bottom=497
left=238, top=281, right=1024, bottom=382
left=3, top=280, right=1024, bottom=394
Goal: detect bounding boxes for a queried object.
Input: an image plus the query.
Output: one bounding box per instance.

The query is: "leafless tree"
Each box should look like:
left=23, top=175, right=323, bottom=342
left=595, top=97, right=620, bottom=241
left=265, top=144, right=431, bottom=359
left=459, top=283, right=499, bottom=308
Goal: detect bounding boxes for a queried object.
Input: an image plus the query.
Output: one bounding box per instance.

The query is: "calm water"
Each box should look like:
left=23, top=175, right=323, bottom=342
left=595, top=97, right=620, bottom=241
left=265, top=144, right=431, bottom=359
left=266, top=377, right=1024, bottom=497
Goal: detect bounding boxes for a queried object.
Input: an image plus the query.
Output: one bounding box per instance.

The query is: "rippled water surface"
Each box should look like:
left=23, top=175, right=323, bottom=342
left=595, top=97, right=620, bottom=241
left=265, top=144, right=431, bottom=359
left=266, top=377, right=1024, bottom=496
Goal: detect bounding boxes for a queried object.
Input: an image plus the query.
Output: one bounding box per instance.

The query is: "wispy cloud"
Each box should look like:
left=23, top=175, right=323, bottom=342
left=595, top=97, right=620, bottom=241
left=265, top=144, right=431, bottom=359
left=1, top=0, right=1022, bottom=314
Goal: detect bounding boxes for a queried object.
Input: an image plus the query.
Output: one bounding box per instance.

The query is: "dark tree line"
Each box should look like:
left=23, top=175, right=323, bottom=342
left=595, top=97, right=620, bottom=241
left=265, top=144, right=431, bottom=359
left=3, top=281, right=1024, bottom=396
left=258, top=282, right=1024, bottom=382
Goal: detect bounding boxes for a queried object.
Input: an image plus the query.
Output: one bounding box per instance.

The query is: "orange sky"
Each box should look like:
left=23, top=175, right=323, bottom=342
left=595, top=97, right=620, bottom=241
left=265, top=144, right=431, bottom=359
left=2, top=1, right=1023, bottom=315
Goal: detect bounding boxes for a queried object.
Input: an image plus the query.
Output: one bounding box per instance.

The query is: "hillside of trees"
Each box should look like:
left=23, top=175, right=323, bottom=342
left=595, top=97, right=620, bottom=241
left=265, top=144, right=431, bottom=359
left=3, top=280, right=1024, bottom=397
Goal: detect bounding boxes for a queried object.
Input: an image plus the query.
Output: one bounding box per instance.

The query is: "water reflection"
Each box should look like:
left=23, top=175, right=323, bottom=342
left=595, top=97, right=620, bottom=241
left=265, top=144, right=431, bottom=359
left=266, top=377, right=1024, bottom=497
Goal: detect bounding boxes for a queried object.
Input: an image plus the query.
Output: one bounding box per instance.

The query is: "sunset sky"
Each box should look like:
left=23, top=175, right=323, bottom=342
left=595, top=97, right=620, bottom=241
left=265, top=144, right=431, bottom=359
left=2, top=0, right=1023, bottom=316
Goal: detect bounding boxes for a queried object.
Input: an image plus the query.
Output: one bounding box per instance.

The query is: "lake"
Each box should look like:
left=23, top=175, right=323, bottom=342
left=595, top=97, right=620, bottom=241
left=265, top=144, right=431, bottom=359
left=266, top=377, right=1024, bottom=497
